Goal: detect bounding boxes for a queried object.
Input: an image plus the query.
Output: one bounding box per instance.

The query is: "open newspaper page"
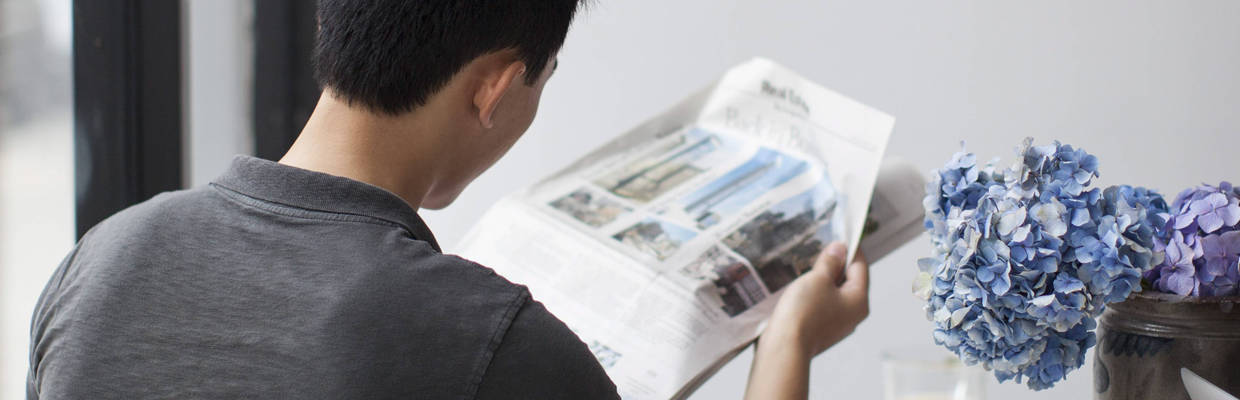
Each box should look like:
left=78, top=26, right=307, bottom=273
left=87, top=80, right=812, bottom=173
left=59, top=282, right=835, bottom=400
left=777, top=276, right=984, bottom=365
left=860, top=158, right=931, bottom=262
left=456, top=58, right=905, bottom=399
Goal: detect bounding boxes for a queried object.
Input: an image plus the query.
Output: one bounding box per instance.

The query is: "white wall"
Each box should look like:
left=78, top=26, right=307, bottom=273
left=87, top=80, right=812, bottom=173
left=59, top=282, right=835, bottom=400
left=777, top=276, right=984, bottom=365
left=0, top=1, right=73, bottom=399
left=186, top=0, right=254, bottom=187
left=0, top=114, right=72, bottom=400
left=418, top=1, right=1240, bottom=399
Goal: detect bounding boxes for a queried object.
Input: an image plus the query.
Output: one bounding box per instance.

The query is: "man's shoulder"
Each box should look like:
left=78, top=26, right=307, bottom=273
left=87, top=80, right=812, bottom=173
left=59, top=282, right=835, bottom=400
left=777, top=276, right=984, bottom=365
left=357, top=249, right=533, bottom=310
left=84, top=186, right=221, bottom=238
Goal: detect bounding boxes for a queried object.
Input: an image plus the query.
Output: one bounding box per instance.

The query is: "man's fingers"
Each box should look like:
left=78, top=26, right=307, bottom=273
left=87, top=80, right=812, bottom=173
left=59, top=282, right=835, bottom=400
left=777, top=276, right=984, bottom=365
left=843, top=250, right=870, bottom=292
left=813, top=242, right=848, bottom=284
left=840, top=251, right=870, bottom=317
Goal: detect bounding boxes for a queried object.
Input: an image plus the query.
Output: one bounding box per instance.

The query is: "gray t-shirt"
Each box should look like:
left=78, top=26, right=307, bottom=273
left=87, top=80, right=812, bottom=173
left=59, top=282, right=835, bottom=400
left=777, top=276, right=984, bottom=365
left=28, top=156, right=619, bottom=399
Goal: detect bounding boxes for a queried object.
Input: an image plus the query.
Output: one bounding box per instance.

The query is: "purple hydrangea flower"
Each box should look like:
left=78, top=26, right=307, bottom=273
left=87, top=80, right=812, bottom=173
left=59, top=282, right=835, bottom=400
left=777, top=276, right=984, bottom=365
left=1200, top=231, right=1240, bottom=277
left=1189, top=193, right=1240, bottom=234
left=1145, top=182, right=1240, bottom=297
left=1157, top=232, right=1197, bottom=296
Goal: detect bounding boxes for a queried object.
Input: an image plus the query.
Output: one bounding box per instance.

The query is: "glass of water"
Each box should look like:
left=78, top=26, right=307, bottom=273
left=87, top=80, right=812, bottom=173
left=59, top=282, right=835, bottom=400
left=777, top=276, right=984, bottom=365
left=882, top=346, right=986, bottom=400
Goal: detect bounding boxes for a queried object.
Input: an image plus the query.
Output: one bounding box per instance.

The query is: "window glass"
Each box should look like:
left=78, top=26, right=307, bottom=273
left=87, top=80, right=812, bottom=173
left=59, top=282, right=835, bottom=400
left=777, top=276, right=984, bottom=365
left=0, top=0, right=74, bottom=397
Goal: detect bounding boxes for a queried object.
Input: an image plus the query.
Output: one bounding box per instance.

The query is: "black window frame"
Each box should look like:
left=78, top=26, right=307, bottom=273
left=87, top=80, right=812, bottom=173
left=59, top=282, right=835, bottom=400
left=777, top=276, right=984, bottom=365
left=253, top=0, right=320, bottom=162
left=73, top=0, right=183, bottom=239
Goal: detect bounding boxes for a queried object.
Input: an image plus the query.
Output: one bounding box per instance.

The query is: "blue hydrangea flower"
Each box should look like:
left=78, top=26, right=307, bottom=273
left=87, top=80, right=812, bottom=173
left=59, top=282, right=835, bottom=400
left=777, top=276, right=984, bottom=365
left=914, top=138, right=1166, bottom=390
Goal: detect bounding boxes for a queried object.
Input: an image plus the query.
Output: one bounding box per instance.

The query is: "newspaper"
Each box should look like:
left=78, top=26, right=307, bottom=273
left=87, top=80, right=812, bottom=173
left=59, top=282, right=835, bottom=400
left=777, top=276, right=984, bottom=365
left=456, top=58, right=923, bottom=399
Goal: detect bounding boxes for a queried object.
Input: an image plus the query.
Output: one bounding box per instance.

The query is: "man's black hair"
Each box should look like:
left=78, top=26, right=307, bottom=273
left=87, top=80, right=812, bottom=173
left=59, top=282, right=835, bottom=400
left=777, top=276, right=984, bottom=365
left=313, top=0, right=581, bottom=116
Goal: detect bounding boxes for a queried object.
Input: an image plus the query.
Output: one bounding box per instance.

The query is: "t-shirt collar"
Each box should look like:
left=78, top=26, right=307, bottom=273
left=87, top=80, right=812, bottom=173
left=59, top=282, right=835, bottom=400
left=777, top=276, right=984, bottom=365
left=211, top=155, right=441, bottom=252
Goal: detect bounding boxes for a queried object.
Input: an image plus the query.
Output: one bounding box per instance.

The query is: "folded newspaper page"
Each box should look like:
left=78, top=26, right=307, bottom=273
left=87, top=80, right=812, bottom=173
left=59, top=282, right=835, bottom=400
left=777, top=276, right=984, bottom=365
left=456, top=58, right=919, bottom=399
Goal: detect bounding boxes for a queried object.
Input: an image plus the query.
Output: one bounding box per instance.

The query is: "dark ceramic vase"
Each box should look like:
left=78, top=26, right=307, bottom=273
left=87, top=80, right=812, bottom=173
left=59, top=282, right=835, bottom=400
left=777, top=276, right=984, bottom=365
left=1094, top=291, right=1240, bottom=399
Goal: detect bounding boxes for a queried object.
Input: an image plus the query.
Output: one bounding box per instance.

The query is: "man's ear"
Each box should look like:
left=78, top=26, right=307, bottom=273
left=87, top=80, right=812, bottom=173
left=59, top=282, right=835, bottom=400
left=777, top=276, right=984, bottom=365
left=473, top=61, right=526, bottom=129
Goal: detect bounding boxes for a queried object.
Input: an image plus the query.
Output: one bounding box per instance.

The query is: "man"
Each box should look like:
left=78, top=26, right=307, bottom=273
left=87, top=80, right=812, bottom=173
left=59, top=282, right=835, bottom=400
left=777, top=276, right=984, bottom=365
left=29, top=0, right=870, bottom=399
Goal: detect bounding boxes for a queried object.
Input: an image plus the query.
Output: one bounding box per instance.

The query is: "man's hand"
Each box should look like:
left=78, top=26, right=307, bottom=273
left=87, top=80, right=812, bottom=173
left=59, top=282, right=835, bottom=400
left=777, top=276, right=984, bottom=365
left=744, top=242, right=871, bottom=400
left=767, top=241, right=870, bottom=356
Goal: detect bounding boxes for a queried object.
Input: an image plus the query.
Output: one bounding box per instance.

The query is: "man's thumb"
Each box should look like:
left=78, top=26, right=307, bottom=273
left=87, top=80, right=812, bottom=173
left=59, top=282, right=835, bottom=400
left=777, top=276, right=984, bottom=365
left=812, top=242, right=848, bottom=283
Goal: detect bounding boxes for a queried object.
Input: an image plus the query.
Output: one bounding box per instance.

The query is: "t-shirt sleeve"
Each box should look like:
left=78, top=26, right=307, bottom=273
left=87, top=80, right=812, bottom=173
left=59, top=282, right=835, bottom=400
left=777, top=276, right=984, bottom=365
left=474, top=298, right=620, bottom=400
left=28, top=246, right=79, bottom=400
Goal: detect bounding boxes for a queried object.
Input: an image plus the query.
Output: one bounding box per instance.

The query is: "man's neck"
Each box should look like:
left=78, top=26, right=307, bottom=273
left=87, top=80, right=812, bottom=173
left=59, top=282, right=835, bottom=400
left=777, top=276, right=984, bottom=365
left=279, top=94, right=446, bottom=210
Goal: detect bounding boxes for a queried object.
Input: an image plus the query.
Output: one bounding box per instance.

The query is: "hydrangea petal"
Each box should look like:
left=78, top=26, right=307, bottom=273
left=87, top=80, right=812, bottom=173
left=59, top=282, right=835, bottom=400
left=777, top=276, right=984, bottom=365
left=1199, top=212, right=1225, bottom=234
left=1221, top=200, right=1240, bottom=227
left=1165, top=271, right=1197, bottom=295
left=913, top=272, right=934, bottom=300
